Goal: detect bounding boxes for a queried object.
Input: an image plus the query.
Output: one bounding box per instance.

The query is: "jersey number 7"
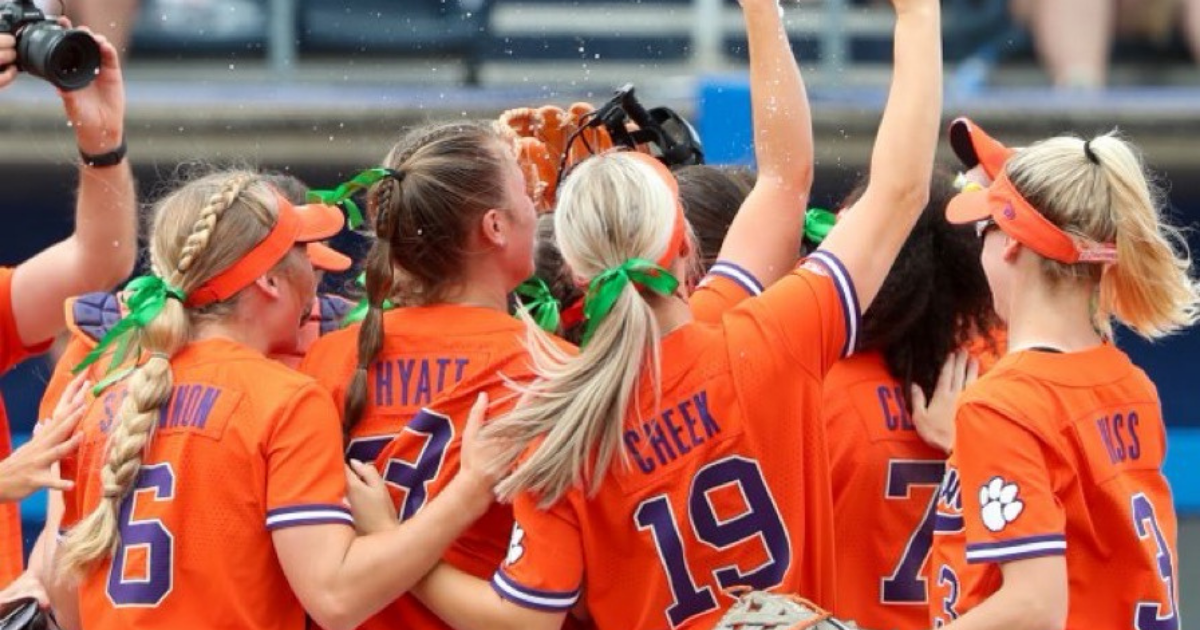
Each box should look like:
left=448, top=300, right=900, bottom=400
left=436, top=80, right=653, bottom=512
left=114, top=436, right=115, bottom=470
left=881, top=459, right=944, bottom=604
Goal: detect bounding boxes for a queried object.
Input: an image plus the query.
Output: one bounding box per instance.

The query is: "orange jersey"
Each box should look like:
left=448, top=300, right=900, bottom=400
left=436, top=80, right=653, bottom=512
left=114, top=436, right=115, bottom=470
left=928, top=346, right=1179, bottom=629
left=823, top=351, right=945, bottom=630
left=301, top=304, right=574, bottom=630
left=689, top=261, right=763, bottom=324
left=0, top=267, right=52, bottom=585
left=495, top=251, right=858, bottom=630
left=60, top=338, right=351, bottom=630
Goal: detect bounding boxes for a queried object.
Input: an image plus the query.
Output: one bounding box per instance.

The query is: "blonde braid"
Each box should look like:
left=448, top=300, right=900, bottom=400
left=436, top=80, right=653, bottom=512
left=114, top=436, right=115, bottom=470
left=59, top=174, right=254, bottom=575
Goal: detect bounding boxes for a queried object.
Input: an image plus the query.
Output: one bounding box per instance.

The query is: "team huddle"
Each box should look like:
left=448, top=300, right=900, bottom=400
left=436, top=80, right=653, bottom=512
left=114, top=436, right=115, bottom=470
left=0, top=0, right=1190, bottom=629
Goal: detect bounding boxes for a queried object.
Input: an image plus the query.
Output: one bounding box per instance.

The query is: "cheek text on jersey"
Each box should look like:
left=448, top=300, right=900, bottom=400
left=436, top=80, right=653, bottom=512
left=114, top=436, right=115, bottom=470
left=1095, top=411, right=1141, bottom=465
left=623, top=390, right=722, bottom=474
left=373, top=357, right=471, bottom=408
left=876, top=384, right=916, bottom=431
left=99, top=385, right=221, bottom=434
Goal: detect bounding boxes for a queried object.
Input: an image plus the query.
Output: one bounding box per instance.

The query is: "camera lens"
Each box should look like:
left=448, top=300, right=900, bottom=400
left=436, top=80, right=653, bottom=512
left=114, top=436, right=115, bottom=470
left=17, top=23, right=100, bottom=91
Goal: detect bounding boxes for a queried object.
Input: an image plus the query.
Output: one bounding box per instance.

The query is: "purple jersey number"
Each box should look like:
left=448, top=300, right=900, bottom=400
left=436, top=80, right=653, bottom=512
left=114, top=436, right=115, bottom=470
left=634, top=456, right=791, bottom=628
left=1131, top=492, right=1179, bottom=630
left=881, top=459, right=944, bottom=604
left=107, top=464, right=175, bottom=606
left=382, top=409, right=454, bottom=520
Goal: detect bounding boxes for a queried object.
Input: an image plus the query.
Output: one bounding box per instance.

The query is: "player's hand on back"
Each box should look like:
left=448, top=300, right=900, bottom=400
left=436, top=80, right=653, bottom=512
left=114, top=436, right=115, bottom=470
left=0, top=374, right=88, bottom=503
left=346, top=460, right=398, bottom=535
left=911, top=351, right=977, bottom=454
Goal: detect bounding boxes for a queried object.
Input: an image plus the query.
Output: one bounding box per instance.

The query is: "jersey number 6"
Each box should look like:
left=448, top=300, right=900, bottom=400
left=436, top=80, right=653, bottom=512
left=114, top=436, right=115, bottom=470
left=634, top=456, right=791, bottom=628
left=107, top=464, right=175, bottom=607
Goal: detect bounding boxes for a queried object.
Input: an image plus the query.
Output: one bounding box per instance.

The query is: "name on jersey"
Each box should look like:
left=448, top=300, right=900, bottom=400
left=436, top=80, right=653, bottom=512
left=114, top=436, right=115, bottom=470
left=99, top=384, right=224, bottom=435
left=373, top=357, right=470, bottom=408
left=1095, top=411, right=1142, bottom=465
left=876, top=384, right=916, bottom=432
left=623, top=390, right=722, bottom=474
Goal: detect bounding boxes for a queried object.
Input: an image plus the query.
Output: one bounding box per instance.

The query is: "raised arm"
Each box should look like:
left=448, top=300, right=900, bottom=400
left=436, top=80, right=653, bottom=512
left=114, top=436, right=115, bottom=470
left=815, top=0, right=942, bottom=310
left=714, top=0, right=813, bottom=286
left=11, top=32, right=137, bottom=346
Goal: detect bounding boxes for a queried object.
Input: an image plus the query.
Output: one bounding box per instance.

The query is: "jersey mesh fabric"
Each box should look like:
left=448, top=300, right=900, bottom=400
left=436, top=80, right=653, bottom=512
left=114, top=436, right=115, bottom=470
left=823, top=351, right=945, bottom=630
left=496, top=252, right=859, bottom=630
left=60, top=338, right=351, bottom=630
left=928, top=345, right=1179, bottom=628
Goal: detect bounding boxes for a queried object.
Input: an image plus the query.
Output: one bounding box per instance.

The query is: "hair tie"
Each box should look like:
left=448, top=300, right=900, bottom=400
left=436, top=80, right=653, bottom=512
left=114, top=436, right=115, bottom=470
left=307, top=167, right=405, bottom=230
left=581, top=258, right=680, bottom=346
left=73, top=275, right=186, bottom=393
left=1083, top=140, right=1101, bottom=165
left=514, top=276, right=561, bottom=333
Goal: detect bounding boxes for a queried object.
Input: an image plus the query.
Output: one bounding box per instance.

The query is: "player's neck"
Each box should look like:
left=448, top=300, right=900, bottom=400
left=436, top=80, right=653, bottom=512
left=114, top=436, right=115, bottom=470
left=191, top=321, right=269, bottom=354
left=650, top=293, right=692, bottom=338
left=1004, top=275, right=1104, bottom=354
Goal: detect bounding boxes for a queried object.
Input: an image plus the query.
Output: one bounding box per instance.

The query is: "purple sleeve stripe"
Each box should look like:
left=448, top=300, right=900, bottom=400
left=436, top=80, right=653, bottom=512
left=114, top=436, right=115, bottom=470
left=965, top=534, right=1066, bottom=551
left=490, top=570, right=580, bottom=612
left=707, top=261, right=764, bottom=296
left=965, top=538, right=1066, bottom=563
left=266, top=515, right=355, bottom=531
left=267, top=503, right=351, bottom=517
left=966, top=544, right=1067, bottom=564
left=806, top=251, right=861, bottom=358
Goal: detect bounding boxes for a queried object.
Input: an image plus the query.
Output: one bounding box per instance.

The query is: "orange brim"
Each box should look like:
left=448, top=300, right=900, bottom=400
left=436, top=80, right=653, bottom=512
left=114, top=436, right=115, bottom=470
left=946, top=172, right=1116, bottom=264
left=294, top=202, right=346, bottom=242
left=949, top=117, right=1015, bottom=181
left=306, top=242, right=351, bottom=272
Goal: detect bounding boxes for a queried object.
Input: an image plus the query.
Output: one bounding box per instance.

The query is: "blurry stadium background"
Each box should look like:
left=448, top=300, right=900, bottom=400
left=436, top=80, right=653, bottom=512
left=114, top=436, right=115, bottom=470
left=0, top=0, right=1196, bottom=605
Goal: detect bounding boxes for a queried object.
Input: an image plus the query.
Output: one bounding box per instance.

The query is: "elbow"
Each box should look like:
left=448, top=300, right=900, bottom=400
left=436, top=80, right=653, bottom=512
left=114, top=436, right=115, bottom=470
left=757, top=162, right=814, bottom=198
left=305, top=592, right=365, bottom=630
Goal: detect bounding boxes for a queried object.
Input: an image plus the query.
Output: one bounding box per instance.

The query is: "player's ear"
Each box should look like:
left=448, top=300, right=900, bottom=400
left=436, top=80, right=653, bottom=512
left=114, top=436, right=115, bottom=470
left=254, top=272, right=283, bottom=299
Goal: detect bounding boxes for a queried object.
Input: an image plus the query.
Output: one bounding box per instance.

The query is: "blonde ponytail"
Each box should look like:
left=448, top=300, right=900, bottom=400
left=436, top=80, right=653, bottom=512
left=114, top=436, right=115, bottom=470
left=59, top=172, right=267, bottom=575
left=1006, top=133, right=1200, bottom=339
left=486, top=153, right=681, bottom=506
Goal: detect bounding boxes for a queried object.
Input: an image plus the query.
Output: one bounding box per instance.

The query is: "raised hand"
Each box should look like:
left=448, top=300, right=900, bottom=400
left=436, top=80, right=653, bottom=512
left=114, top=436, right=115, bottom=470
left=58, top=27, right=125, bottom=155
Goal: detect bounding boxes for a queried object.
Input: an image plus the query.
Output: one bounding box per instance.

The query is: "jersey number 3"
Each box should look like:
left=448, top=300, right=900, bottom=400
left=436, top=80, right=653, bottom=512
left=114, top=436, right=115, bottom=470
left=107, top=464, right=175, bottom=607
left=634, top=456, right=791, bottom=628
left=1131, top=493, right=1179, bottom=630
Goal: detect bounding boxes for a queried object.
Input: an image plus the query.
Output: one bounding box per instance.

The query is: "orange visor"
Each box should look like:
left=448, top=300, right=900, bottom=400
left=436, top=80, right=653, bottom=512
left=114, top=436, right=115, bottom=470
left=186, top=194, right=348, bottom=307
left=625, top=152, right=687, bottom=268
left=949, top=117, right=1014, bottom=181
left=946, top=171, right=1117, bottom=265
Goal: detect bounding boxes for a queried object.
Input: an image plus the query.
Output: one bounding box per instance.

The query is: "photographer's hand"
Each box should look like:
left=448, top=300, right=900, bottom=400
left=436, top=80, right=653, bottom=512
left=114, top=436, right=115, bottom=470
left=59, top=28, right=124, bottom=154
left=0, top=34, right=15, bottom=89
left=9, top=25, right=135, bottom=347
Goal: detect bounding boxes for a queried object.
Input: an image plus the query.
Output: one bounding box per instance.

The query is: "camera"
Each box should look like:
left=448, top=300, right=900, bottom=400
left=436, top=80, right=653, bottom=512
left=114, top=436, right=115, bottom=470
left=0, top=0, right=100, bottom=91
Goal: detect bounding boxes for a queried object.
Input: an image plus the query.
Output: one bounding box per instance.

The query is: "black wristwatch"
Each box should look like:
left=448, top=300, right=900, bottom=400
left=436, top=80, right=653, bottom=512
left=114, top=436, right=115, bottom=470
left=80, top=138, right=127, bottom=168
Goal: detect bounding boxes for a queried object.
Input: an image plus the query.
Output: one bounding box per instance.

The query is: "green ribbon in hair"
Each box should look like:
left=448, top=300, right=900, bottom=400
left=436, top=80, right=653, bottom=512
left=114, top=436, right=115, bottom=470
left=306, top=168, right=399, bottom=230
left=804, top=207, right=837, bottom=245
left=581, top=258, right=680, bottom=346
left=342, top=272, right=395, bottom=327
left=73, top=275, right=186, bottom=393
left=514, top=276, right=561, bottom=333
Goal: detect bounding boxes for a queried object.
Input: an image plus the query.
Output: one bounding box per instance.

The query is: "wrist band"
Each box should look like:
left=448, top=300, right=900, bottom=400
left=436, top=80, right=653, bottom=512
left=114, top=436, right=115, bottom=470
left=80, top=138, right=127, bottom=168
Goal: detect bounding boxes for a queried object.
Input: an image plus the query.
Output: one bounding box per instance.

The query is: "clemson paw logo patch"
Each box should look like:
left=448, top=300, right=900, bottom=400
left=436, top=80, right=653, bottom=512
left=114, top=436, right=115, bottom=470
left=505, top=524, right=526, bottom=565
left=979, top=476, right=1024, bottom=532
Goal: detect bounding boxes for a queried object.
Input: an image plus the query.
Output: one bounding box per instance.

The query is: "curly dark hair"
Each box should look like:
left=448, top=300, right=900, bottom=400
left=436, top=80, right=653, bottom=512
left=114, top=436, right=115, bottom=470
left=848, top=166, right=999, bottom=411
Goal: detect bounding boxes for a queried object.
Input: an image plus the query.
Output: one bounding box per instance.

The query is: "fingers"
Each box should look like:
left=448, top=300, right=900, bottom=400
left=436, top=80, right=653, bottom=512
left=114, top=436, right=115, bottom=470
left=910, top=384, right=927, bottom=413
left=935, top=351, right=956, bottom=394
left=0, top=46, right=14, bottom=67
left=949, top=350, right=968, bottom=392
left=35, top=432, right=84, bottom=467
left=965, top=357, right=980, bottom=387
left=62, top=372, right=90, bottom=406
left=348, top=459, right=384, bottom=488
left=462, top=392, right=490, bottom=442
